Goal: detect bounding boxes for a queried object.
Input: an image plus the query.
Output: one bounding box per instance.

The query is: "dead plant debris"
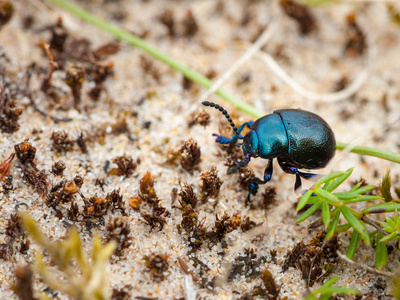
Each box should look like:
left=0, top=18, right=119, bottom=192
left=143, top=253, right=170, bottom=282
left=131, top=172, right=167, bottom=231
left=283, top=231, right=340, bottom=286
left=104, top=216, right=132, bottom=256
left=0, top=152, right=15, bottom=180
left=199, top=165, right=223, bottom=200
left=108, top=154, right=139, bottom=177
left=279, top=0, right=316, bottom=34
left=344, top=12, right=367, bottom=57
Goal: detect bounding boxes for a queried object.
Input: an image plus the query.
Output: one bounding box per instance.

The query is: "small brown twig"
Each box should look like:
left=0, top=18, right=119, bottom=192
left=176, top=257, right=199, bottom=282
left=361, top=216, right=388, bottom=236
left=337, top=251, right=394, bottom=277
left=41, top=43, right=59, bottom=92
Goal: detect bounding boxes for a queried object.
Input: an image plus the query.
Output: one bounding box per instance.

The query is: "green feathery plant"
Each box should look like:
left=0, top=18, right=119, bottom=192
left=302, top=277, right=359, bottom=300
left=21, top=212, right=116, bottom=300
left=295, top=169, right=400, bottom=269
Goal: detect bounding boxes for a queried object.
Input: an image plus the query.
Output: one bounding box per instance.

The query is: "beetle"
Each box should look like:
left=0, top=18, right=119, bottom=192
left=202, top=101, right=336, bottom=202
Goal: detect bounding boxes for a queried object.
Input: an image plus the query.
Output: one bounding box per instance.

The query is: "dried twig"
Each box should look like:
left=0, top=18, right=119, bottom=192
left=337, top=251, right=394, bottom=277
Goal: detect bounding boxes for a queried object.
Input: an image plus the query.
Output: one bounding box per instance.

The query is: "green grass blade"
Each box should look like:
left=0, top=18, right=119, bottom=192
left=346, top=230, right=360, bottom=259
left=294, top=202, right=322, bottom=223
left=341, top=206, right=365, bottom=236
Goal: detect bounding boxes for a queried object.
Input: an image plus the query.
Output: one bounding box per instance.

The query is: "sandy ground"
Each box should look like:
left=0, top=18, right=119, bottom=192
left=1, top=0, right=400, bottom=299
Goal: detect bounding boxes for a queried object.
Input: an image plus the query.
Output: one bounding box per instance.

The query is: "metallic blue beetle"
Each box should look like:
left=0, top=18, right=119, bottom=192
left=202, top=101, right=336, bottom=202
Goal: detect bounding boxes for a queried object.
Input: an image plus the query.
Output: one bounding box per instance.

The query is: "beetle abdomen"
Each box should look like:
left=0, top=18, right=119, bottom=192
left=274, top=109, right=336, bottom=169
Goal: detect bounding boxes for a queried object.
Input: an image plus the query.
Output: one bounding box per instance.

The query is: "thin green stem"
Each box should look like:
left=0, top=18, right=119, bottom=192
left=44, top=0, right=261, bottom=118
left=43, top=0, right=400, bottom=165
left=336, top=142, right=400, bottom=164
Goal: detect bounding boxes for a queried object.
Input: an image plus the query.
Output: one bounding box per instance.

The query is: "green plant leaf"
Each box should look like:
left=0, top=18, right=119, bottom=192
left=294, top=202, right=322, bottom=223
left=376, top=232, right=388, bottom=269
left=336, top=223, right=352, bottom=233
left=349, top=182, right=363, bottom=192
left=315, top=188, right=342, bottom=206
left=341, top=206, right=365, bottom=236
left=326, top=168, right=354, bottom=192
left=321, top=201, right=331, bottom=228
left=318, top=286, right=359, bottom=295
left=345, top=195, right=381, bottom=204
left=315, top=171, right=344, bottom=187
left=362, top=202, right=400, bottom=215
left=297, top=189, right=313, bottom=211
left=303, top=276, right=359, bottom=300
left=380, top=220, right=394, bottom=233
left=387, top=217, right=396, bottom=228
left=347, top=230, right=360, bottom=259
left=352, top=185, right=376, bottom=195
left=361, top=222, right=371, bottom=246
left=380, top=232, right=399, bottom=243
left=324, top=209, right=340, bottom=242
left=333, top=192, right=361, bottom=200
left=319, top=276, right=338, bottom=288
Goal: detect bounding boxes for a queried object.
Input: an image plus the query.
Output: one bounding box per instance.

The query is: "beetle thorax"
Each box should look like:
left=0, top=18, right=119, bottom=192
left=242, top=130, right=259, bottom=157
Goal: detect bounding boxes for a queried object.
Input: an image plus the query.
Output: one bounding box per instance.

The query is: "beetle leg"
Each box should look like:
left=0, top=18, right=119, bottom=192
left=247, top=182, right=259, bottom=205
left=246, top=159, right=273, bottom=204
left=277, top=158, right=318, bottom=191
left=253, top=159, right=274, bottom=185
left=212, top=121, right=253, bottom=146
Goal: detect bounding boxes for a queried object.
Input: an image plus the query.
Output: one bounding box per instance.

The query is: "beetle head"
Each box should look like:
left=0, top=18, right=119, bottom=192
left=242, top=130, right=259, bottom=157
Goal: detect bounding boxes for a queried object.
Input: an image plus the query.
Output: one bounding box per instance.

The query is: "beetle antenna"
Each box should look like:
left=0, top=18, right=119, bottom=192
left=202, top=101, right=238, bottom=133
